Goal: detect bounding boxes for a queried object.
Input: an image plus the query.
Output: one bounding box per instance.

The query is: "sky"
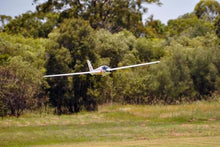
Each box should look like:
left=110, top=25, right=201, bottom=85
left=0, top=0, right=36, bottom=17
left=0, top=0, right=219, bottom=24
left=144, top=0, right=202, bottom=24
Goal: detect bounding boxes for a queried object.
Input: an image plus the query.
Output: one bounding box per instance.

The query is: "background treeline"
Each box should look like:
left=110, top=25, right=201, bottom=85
left=0, top=0, right=219, bottom=116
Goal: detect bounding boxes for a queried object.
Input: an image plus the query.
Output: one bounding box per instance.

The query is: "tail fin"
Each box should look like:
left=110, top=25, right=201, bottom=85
left=87, top=60, right=93, bottom=71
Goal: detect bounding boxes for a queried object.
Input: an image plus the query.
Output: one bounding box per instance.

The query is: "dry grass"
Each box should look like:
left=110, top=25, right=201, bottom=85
left=0, top=100, right=220, bottom=146
left=38, top=136, right=220, bottom=147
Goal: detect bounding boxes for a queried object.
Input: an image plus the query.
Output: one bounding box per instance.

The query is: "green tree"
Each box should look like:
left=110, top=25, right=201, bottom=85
left=147, top=34, right=219, bottom=103
left=0, top=56, right=43, bottom=117
left=0, top=32, right=47, bottom=116
left=94, top=29, right=162, bottom=104
left=214, top=15, right=220, bottom=37
left=45, top=44, right=73, bottom=114
left=0, top=15, right=12, bottom=28
left=167, top=13, right=213, bottom=37
left=0, top=99, right=3, bottom=118
left=187, top=35, right=219, bottom=96
left=4, top=12, right=58, bottom=38
left=95, top=29, right=138, bottom=67
left=0, top=32, right=47, bottom=73
left=144, top=15, right=165, bottom=38
left=46, top=18, right=99, bottom=113
left=34, top=0, right=161, bottom=36
left=0, top=54, right=10, bottom=65
left=148, top=47, right=195, bottom=104
left=135, top=38, right=164, bottom=62
left=4, top=11, right=42, bottom=38
left=194, top=0, right=220, bottom=22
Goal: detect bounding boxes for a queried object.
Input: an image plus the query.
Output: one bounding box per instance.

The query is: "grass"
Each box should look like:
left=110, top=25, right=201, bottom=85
left=0, top=100, right=220, bottom=146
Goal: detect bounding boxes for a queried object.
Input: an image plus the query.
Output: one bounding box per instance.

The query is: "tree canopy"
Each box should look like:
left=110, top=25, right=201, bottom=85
left=194, top=0, right=220, bottom=22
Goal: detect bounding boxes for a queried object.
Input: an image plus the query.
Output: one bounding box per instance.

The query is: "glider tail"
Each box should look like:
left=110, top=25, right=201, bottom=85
left=87, top=60, right=94, bottom=71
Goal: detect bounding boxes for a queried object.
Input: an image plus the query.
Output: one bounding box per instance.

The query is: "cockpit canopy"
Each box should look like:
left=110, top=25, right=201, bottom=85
left=102, top=65, right=110, bottom=71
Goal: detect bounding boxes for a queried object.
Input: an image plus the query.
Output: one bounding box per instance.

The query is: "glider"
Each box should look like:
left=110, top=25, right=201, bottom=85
left=44, top=60, right=160, bottom=78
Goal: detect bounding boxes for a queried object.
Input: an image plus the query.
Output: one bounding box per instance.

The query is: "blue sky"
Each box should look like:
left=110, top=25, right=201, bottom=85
left=0, top=0, right=219, bottom=24
left=144, top=0, right=202, bottom=23
left=0, top=0, right=35, bottom=17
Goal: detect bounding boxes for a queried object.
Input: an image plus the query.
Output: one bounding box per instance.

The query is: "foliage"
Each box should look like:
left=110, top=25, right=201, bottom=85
left=4, top=12, right=58, bottom=38
left=0, top=56, right=43, bottom=117
left=93, top=29, right=164, bottom=104
left=167, top=13, right=213, bottom=37
left=148, top=34, right=219, bottom=103
left=148, top=50, right=195, bottom=103
left=194, top=0, right=220, bottom=22
left=45, top=45, right=73, bottom=114
left=0, top=96, right=5, bottom=118
left=214, top=15, right=220, bottom=37
left=46, top=18, right=98, bottom=113
left=135, top=38, right=164, bottom=62
left=144, top=15, right=165, bottom=38
left=95, top=29, right=138, bottom=67
left=0, top=15, right=12, bottom=27
left=33, top=0, right=161, bottom=36
left=0, top=33, right=47, bottom=116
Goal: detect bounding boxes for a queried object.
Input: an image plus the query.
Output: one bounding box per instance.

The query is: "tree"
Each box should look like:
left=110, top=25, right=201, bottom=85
left=167, top=13, right=213, bottom=37
left=147, top=33, right=219, bottom=103
left=148, top=47, right=196, bottom=104
left=34, top=0, right=161, bottom=36
left=135, top=37, right=164, bottom=62
left=194, top=0, right=220, bottom=22
left=95, top=29, right=139, bottom=68
left=0, top=32, right=47, bottom=116
left=94, top=29, right=163, bottom=104
left=82, top=0, right=147, bottom=34
left=45, top=45, right=73, bottom=114
left=187, top=35, right=219, bottom=96
left=0, top=15, right=12, bottom=28
left=0, top=32, right=47, bottom=73
left=4, top=11, right=42, bottom=38
left=144, top=15, right=165, bottom=38
left=0, top=95, right=6, bottom=118
left=46, top=18, right=98, bottom=113
left=4, top=11, right=58, bottom=38
left=0, top=57, right=43, bottom=117
left=214, top=15, right=220, bottom=37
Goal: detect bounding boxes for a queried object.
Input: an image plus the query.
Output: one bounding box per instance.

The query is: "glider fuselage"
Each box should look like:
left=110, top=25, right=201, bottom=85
left=91, top=65, right=111, bottom=76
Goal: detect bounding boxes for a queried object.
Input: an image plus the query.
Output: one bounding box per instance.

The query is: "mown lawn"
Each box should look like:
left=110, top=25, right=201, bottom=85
left=0, top=101, right=220, bottom=147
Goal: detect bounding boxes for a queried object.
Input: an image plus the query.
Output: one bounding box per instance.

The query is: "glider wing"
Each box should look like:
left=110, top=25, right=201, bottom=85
left=44, top=71, right=99, bottom=78
left=109, top=61, right=160, bottom=71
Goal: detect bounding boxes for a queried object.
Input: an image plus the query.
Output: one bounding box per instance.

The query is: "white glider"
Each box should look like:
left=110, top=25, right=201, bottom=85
left=44, top=60, right=160, bottom=78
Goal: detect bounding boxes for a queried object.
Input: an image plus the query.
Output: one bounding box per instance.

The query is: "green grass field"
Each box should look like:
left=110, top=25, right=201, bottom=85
left=1, top=100, right=220, bottom=147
